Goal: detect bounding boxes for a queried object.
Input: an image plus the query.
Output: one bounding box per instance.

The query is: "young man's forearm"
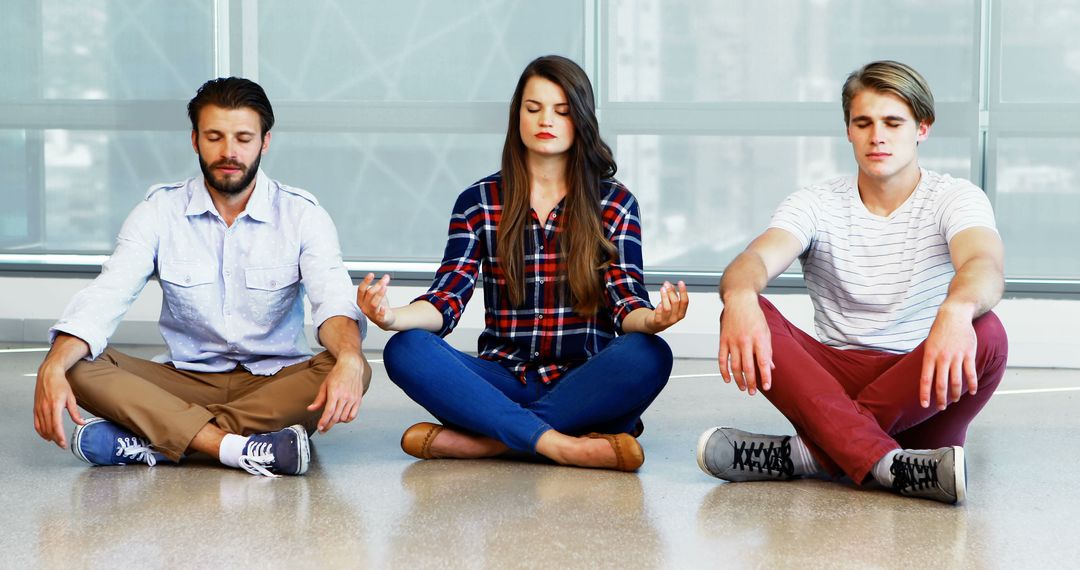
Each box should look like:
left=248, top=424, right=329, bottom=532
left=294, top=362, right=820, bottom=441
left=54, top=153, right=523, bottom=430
left=940, top=257, right=1005, bottom=321
left=720, top=250, right=769, bottom=304
left=316, top=316, right=364, bottom=363
left=40, top=333, right=92, bottom=374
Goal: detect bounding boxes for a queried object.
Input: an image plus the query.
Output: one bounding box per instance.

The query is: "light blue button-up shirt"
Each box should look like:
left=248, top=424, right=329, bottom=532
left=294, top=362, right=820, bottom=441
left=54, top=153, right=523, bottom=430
left=50, top=170, right=365, bottom=375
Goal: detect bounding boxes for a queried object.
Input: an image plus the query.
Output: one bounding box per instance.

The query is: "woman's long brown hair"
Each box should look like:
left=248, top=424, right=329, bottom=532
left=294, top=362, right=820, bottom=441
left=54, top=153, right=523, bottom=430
left=497, top=55, right=618, bottom=317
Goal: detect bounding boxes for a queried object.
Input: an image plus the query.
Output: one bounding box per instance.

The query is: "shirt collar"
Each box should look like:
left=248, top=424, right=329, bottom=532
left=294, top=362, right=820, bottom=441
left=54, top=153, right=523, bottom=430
left=185, top=177, right=216, bottom=217
left=243, top=170, right=273, bottom=223
left=185, top=169, right=271, bottom=223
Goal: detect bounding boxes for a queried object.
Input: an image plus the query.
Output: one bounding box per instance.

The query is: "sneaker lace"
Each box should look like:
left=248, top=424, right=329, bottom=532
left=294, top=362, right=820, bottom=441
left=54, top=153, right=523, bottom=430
left=238, top=441, right=279, bottom=478
left=731, top=438, right=795, bottom=477
left=890, top=454, right=939, bottom=493
left=115, top=437, right=158, bottom=467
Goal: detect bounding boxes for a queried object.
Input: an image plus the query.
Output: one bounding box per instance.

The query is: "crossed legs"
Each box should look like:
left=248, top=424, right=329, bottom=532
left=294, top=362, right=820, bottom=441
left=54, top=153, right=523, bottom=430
left=383, top=330, right=672, bottom=469
left=67, top=348, right=345, bottom=461
left=755, top=296, right=1008, bottom=482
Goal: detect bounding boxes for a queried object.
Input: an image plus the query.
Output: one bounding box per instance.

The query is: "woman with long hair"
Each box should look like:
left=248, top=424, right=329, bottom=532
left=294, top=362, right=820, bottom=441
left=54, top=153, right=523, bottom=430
left=358, top=55, right=687, bottom=471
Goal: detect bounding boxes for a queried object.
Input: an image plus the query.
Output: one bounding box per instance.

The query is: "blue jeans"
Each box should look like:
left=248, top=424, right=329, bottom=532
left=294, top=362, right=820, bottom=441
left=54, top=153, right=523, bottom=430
left=383, top=330, right=673, bottom=452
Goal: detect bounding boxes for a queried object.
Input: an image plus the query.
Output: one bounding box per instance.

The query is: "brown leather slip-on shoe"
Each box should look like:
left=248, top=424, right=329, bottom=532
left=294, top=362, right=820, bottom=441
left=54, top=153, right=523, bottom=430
left=586, top=432, right=645, bottom=472
left=400, top=422, right=444, bottom=459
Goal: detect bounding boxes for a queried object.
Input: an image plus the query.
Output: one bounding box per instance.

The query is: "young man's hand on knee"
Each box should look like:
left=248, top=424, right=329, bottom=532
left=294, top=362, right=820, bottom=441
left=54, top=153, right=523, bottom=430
left=307, top=354, right=366, bottom=433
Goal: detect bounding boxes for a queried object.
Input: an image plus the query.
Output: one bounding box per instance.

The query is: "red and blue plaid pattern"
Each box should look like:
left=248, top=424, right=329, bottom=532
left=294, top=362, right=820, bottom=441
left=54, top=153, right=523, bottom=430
left=417, top=172, right=653, bottom=384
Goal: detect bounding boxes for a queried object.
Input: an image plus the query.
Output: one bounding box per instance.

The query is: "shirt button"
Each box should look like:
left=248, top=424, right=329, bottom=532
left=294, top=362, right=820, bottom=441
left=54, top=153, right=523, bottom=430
left=538, top=315, right=543, bottom=320
left=224, top=309, right=231, bottom=316
left=539, top=279, right=545, bottom=284
left=224, top=270, right=231, bottom=277
left=551, top=213, right=557, bottom=219
left=270, top=280, right=277, bottom=287
left=184, top=276, right=191, bottom=284
left=533, top=352, right=540, bottom=357
left=540, top=245, right=544, bottom=250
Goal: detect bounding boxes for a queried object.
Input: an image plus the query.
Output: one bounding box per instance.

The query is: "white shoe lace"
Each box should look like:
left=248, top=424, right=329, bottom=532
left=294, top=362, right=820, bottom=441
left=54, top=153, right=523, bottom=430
left=238, top=441, right=279, bottom=478
left=115, top=437, right=158, bottom=467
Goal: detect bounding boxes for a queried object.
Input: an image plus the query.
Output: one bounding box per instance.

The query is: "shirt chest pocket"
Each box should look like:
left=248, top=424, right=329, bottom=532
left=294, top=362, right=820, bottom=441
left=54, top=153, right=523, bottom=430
left=244, top=264, right=301, bottom=326
left=159, top=262, right=217, bottom=322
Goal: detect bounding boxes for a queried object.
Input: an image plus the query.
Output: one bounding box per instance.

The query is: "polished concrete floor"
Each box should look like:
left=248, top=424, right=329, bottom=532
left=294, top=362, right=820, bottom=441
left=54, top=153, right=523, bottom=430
left=3, top=342, right=1079, bottom=568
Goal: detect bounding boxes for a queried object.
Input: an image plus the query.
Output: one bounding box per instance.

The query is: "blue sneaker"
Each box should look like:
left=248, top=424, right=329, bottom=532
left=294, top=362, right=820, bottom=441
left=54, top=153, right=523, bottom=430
left=237, top=425, right=309, bottom=477
left=71, top=418, right=167, bottom=467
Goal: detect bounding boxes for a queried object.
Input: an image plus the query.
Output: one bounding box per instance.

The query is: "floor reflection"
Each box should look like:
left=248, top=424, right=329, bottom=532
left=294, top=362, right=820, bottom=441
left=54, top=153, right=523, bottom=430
left=36, top=459, right=372, bottom=566
left=387, top=459, right=665, bottom=568
left=695, top=480, right=980, bottom=567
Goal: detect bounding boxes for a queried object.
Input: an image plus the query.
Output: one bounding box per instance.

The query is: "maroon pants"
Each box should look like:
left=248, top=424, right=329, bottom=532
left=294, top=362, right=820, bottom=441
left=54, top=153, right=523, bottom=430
left=755, top=296, right=1008, bottom=483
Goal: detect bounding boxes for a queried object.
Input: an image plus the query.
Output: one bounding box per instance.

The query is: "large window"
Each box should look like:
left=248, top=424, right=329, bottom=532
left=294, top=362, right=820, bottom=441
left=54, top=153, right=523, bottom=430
left=1, top=0, right=1076, bottom=292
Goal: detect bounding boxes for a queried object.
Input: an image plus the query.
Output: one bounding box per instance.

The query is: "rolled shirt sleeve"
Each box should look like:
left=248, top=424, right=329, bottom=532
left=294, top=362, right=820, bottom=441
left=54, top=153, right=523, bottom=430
left=602, top=186, right=653, bottom=334
left=49, top=200, right=159, bottom=360
left=415, top=189, right=484, bottom=337
left=298, top=205, right=367, bottom=343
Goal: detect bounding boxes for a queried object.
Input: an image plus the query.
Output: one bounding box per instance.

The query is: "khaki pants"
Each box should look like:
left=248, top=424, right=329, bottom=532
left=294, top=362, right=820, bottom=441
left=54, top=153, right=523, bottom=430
left=68, top=348, right=372, bottom=462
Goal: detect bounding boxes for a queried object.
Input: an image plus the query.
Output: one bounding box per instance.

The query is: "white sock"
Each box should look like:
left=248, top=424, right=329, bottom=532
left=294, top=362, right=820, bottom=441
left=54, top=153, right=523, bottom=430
left=219, top=434, right=250, bottom=469
left=872, top=448, right=902, bottom=486
left=791, top=435, right=824, bottom=476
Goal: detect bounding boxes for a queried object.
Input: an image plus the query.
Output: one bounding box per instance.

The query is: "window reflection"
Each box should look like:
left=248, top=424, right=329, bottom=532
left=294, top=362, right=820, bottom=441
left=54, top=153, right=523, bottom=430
left=258, top=0, right=584, bottom=102
left=610, top=0, right=975, bottom=103
left=996, top=139, right=1080, bottom=278
left=40, top=0, right=212, bottom=100
left=40, top=130, right=193, bottom=252
left=1000, top=1, right=1080, bottom=103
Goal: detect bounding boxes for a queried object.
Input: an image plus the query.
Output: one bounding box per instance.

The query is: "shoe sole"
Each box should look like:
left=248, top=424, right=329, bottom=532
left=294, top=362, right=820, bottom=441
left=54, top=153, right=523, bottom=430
left=695, top=426, right=724, bottom=477
left=70, top=417, right=106, bottom=465
left=286, top=424, right=310, bottom=475
left=952, top=446, right=966, bottom=505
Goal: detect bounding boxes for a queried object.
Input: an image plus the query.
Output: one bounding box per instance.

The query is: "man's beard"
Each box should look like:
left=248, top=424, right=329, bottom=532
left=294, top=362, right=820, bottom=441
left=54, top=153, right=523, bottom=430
left=198, top=151, right=262, bottom=196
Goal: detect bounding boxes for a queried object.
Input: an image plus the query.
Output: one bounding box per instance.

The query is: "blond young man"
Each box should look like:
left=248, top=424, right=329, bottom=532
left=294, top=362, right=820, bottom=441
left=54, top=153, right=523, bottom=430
left=698, top=61, right=1007, bottom=504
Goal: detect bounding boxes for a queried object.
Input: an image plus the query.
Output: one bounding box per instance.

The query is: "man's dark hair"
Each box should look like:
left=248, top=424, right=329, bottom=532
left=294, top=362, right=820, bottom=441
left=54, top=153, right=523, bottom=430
left=187, top=77, right=274, bottom=136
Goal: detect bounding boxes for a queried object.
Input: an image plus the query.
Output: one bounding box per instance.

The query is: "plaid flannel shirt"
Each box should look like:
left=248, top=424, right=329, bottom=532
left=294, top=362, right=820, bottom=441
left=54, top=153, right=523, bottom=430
left=416, top=172, right=653, bottom=384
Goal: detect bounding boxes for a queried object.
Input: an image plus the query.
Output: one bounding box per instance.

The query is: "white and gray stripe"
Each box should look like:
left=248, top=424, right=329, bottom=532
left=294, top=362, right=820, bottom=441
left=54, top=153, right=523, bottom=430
left=769, top=169, right=997, bottom=353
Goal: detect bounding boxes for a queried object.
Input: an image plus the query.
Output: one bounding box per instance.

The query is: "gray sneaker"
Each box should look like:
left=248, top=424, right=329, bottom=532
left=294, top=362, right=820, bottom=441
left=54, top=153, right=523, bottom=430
left=890, top=446, right=966, bottom=505
left=696, top=427, right=796, bottom=482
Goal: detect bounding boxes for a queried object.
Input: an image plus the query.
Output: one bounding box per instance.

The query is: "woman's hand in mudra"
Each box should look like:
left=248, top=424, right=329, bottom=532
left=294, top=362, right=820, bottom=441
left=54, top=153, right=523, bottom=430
left=642, top=280, right=689, bottom=333
left=357, top=273, right=396, bottom=330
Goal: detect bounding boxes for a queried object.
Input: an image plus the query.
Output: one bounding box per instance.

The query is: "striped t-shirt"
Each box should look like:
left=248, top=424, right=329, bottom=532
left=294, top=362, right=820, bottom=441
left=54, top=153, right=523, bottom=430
left=768, top=168, right=998, bottom=353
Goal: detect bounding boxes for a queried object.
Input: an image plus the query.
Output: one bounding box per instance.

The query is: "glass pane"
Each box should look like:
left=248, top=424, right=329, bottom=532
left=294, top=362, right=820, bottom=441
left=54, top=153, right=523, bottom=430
left=616, top=135, right=971, bottom=272
left=267, top=132, right=504, bottom=259
left=999, top=0, right=1080, bottom=103
left=609, top=0, right=975, bottom=103
left=994, top=138, right=1080, bottom=278
left=0, top=2, right=41, bottom=100
left=40, top=130, right=195, bottom=252
left=0, top=131, right=32, bottom=243
left=258, top=0, right=584, bottom=102
left=6, top=0, right=216, bottom=100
